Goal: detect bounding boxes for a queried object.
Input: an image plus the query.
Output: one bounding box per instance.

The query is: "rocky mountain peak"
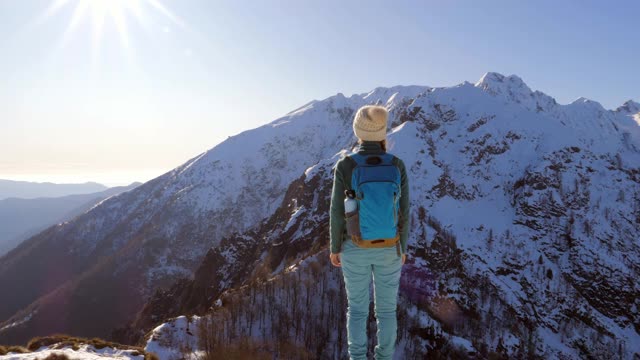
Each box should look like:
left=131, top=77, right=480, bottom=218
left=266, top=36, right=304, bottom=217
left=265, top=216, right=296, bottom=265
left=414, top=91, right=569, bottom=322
left=616, top=99, right=640, bottom=114
left=475, top=72, right=532, bottom=96
left=473, top=72, right=560, bottom=112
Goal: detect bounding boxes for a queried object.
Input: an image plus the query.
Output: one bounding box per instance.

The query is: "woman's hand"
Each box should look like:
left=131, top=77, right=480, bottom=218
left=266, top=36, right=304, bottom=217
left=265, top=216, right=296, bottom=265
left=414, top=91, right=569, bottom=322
left=401, top=254, right=406, bottom=265
left=330, top=252, right=341, bottom=267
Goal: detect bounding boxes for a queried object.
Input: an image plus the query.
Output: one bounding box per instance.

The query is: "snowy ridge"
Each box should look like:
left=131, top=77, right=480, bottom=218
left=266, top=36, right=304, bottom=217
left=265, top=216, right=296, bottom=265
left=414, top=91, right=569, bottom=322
left=1, top=73, right=639, bottom=359
left=616, top=100, right=640, bottom=115
left=126, top=72, right=639, bottom=359
left=0, top=80, right=427, bottom=344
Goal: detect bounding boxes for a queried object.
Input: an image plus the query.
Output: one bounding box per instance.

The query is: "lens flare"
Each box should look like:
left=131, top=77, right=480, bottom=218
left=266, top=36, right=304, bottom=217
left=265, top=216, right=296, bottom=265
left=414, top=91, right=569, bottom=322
left=37, top=0, right=186, bottom=56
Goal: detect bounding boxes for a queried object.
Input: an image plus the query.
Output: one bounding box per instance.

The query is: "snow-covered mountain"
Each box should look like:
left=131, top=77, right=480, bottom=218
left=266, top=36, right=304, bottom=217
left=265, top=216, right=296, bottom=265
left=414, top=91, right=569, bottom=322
left=2, top=72, right=639, bottom=359
left=0, top=182, right=141, bottom=257
left=0, top=84, right=420, bottom=342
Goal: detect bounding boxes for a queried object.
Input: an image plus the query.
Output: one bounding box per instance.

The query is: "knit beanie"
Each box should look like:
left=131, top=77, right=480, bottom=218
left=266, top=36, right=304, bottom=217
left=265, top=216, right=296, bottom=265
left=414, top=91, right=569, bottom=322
left=352, top=105, right=388, bottom=142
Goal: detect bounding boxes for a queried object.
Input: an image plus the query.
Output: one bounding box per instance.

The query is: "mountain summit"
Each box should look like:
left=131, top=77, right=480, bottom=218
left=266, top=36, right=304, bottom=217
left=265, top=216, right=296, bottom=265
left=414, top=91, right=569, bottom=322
left=1, top=73, right=639, bottom=359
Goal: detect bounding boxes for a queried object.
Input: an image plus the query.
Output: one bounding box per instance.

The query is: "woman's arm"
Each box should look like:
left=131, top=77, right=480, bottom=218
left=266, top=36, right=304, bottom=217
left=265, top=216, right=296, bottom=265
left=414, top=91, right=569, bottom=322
left=329, top=159, right=346, bottom=255
left=398, top=158, right=410, bottom=254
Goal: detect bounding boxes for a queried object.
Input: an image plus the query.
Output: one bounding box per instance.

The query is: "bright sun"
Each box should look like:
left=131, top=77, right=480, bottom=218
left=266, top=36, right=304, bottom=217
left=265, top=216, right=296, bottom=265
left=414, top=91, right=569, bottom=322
left=40, top=0, right=183, bottom=52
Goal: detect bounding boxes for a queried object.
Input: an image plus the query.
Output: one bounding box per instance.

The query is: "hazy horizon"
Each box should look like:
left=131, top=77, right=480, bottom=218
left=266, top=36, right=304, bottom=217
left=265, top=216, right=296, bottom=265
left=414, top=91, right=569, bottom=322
left=1, top=171, right=158, bottom=187
left=2, top=0, right=639, bottom=187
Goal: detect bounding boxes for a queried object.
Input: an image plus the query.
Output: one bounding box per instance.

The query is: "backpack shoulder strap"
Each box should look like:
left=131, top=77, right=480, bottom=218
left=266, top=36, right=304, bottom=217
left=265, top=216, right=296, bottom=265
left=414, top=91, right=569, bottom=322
left=343, top=153, right=359, bottom=168
left=349, top=153, right=366, bottom=166
left=342, top=153, right=358, bottom=192
left=379, top=153, right=395, bottom=165
left=385, top=152, right=401, bottom=169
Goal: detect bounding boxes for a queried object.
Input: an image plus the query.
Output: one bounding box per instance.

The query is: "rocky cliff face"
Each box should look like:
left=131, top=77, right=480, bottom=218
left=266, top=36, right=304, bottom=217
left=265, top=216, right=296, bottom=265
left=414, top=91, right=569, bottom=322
left=2, top=73, right=639, bottom=359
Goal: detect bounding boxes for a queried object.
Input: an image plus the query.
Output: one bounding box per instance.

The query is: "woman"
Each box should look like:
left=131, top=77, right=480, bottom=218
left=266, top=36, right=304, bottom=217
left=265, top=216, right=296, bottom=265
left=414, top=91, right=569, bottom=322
left=329, top=105, right=409, bottom=360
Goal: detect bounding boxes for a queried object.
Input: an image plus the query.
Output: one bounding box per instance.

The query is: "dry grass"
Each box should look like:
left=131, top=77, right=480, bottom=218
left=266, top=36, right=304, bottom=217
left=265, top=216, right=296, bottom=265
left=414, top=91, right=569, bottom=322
left=0, top=334, right=159, bottom=359
left=144, top=352, right=160, bottom=360
left=0, top=345, right=31, bottom=355
left=27, top=334, right=146, bottom=352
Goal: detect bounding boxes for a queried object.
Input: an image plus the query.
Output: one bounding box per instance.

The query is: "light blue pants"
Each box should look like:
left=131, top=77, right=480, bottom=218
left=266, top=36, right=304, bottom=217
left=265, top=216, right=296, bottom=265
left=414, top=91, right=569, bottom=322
left=340, top=238, right=403, bottom=360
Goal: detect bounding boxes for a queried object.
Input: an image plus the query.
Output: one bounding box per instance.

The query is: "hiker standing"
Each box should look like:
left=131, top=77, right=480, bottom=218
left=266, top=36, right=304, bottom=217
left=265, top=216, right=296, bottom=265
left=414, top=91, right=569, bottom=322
left=329, top=105, right=409, bottom=360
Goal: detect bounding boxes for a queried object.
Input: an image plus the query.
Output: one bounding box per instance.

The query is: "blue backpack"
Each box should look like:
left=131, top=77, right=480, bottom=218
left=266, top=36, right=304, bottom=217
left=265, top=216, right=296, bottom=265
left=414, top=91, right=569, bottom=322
left=348, top=153, right=401, bottom=242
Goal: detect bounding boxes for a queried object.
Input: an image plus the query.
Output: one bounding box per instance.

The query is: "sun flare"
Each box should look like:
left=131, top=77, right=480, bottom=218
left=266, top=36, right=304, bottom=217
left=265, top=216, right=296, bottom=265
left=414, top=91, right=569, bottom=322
left=39, top=0, right=184, bottom=54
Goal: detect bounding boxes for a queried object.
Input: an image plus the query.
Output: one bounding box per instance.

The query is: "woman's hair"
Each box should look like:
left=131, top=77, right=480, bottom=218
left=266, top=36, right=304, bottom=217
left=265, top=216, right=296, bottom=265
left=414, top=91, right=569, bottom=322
left=358, top=139, right=387, bottom=152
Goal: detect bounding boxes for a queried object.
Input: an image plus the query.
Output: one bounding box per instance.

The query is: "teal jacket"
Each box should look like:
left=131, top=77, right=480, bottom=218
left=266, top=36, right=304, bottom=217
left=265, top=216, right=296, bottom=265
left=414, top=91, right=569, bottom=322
left=329, top=141, right=410, bottom=254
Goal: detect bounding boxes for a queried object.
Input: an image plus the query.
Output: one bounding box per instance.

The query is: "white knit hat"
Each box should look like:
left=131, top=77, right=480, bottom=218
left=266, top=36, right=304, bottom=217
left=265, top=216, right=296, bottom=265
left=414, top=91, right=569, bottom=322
left=352, top=105, right=388, bottom=142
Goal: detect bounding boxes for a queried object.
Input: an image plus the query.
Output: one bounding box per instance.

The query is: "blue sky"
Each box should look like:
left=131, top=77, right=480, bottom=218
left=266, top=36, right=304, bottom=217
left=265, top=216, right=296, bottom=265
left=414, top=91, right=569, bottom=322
left=1, top=0, right=638, bottom=186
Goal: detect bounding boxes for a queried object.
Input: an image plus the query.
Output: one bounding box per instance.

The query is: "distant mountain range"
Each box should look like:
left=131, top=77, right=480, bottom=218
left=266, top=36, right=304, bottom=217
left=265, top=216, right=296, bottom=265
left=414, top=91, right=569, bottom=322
left=1, top=72, right=638, bottom=359
left=0, top=179, right=109, bottom=200
left=0, top=182, right=142, bottom=257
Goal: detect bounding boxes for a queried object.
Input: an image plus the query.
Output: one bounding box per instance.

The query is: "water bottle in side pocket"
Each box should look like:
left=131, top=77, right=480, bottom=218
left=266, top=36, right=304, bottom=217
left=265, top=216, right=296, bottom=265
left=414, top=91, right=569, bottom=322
left=344, top=189, right=360, bottom=237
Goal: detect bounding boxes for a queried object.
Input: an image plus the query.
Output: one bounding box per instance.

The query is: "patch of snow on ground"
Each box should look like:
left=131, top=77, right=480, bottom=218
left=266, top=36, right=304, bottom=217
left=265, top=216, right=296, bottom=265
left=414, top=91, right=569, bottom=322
left=1, top=344, right=144, bottom=360
left=145, top=315, right=201, bottom=360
